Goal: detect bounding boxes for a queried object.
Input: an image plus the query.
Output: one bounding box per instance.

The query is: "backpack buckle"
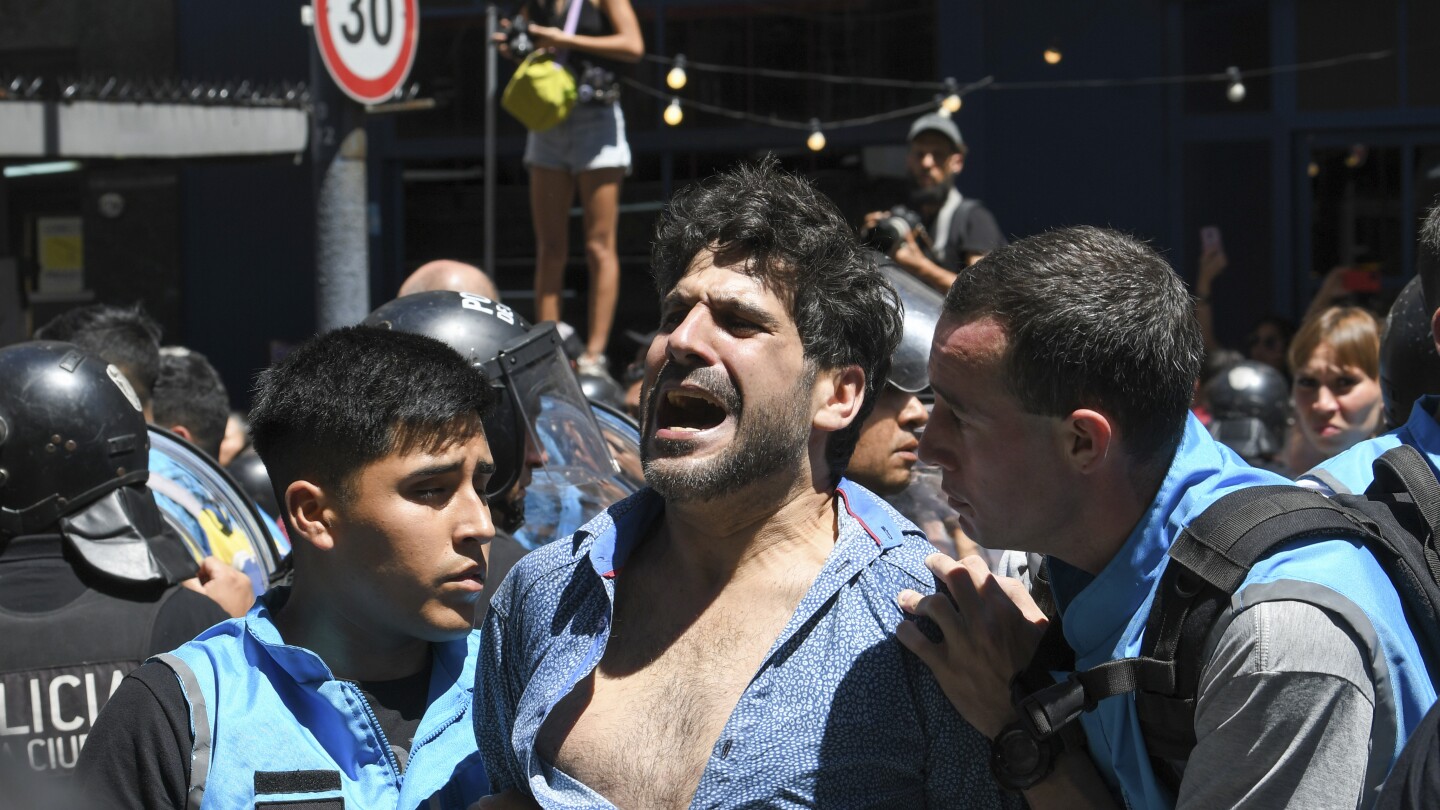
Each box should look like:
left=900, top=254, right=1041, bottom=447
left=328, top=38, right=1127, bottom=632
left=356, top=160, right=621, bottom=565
left=1014, top=674, right=1090, bottom=741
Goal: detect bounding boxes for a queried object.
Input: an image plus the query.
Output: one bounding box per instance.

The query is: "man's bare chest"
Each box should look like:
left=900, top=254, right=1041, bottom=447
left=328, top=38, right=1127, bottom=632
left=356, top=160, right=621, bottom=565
left=535, top=598, right=794, bottom=809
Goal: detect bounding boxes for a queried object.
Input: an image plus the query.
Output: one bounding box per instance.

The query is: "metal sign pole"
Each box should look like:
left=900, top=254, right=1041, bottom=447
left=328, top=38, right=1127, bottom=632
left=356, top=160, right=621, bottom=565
left=310, top=41, right=370, bottom=332
left=484, top=4, right=498, bottom=282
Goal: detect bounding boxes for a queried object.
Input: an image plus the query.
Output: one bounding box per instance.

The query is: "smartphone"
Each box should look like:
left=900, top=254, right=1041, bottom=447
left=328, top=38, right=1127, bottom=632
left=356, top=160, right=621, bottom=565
left=1200, top=226, right=1223, bottom=255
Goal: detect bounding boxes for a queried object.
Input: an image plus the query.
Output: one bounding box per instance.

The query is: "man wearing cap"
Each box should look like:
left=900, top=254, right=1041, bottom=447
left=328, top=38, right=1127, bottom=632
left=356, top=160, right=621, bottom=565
left=865, top=113, right=1006, bottom=293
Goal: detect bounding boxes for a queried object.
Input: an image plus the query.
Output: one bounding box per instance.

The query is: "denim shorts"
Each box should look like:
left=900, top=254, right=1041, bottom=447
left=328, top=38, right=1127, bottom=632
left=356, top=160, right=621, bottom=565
left=524, top=101, right=631, bottom=174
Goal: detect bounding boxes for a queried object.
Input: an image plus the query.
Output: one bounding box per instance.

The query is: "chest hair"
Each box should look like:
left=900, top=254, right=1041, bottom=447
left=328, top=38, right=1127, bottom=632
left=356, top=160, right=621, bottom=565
left=540, top=571, right=811, bottom=809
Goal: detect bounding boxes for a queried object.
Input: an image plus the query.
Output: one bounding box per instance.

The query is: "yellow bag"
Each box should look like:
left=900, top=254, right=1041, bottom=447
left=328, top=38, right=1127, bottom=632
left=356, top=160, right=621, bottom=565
left=502, top=52, right=578, bottom=132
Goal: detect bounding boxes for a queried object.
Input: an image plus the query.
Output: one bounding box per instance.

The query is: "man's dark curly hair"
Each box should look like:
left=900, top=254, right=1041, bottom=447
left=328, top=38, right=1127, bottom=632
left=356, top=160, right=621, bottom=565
left=650, top=157, right=904, bottom=485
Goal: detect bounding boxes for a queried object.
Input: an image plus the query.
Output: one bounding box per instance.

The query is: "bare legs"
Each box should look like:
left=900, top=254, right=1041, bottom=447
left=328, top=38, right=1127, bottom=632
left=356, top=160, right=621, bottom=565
left=578, top=167, right=624, bottom=362
left=529, top=165, right=625, bottom=368
left=530, top=165, right=574, bottom=326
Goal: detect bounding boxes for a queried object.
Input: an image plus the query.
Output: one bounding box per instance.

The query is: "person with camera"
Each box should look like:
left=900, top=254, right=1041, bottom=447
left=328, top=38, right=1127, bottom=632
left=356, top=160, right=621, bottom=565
left=863, top=113, right=1006, bottom=294
left=495, top=0, right=643, bottom=380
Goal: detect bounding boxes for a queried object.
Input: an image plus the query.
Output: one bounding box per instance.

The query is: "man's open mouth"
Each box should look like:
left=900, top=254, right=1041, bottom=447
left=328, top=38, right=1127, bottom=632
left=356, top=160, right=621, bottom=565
left=656, top=387, right=729, bottom=433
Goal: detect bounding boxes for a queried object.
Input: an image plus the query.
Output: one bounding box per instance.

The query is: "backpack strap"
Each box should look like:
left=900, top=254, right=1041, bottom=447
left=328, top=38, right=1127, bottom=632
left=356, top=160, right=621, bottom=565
left=1013, top=486, right=1375, bottom=782
left=1370, top=444, right=1440, bottom=551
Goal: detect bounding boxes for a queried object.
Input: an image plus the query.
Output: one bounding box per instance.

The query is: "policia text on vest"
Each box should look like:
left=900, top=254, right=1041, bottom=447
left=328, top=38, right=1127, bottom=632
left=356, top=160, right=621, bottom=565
left=1, top=662, right=129, bottom=773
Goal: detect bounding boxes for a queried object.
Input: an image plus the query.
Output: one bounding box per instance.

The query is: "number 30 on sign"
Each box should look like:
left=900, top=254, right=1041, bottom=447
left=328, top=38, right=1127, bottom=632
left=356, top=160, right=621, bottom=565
left=314, top=0, right=420, bottom=104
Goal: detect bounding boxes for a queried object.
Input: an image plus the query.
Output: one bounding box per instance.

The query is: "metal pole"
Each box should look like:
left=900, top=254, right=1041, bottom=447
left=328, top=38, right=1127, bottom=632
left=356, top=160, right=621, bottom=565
left=310, top=33, right=370, bottom=332
left=484, top=4, right=498, bottom=281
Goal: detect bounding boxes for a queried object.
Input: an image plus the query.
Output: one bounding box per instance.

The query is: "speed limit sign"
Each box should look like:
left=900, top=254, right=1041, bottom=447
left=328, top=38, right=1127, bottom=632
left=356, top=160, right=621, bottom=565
left=314, top=0, right=420, bottom=104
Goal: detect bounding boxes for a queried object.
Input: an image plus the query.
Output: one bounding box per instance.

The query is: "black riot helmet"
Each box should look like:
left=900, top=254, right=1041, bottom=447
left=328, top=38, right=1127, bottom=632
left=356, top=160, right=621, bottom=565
left=1204, top=360, right=1291, bottom=463
left=226, top=448, right=281, bottom=518
left=0, top=341, right=196, bottom=584
left=1381, top=276, right=1440, bottom=427
left=363, top=291, right=616, bottom=505
left=876, top=256, right=943, bottom=393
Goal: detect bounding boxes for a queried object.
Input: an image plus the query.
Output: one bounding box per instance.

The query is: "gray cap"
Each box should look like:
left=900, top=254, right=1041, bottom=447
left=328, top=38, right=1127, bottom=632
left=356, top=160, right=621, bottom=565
left=908, top=113, right=963, bottom=150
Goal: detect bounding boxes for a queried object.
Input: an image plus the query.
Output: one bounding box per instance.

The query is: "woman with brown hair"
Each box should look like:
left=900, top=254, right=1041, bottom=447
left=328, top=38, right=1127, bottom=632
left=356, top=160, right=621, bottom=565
left=1283, top=305, right=1385, bottom=474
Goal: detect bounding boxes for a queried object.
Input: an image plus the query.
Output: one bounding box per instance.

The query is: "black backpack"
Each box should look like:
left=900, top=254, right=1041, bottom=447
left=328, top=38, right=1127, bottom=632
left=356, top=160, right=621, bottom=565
left=1014, top=444, right=1440, bottom=793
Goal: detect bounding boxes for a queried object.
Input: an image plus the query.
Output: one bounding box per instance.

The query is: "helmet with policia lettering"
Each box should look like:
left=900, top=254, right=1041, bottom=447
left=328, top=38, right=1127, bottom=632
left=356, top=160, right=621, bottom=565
left=876, top=255, right=943, bottom=394
left=0, top=341, right=197, bottom=585
left=1204, top=360, right=1291, bottom=463
left=363, top=291, right=618, bottom=533
left=1381, top=276, right=1440, bottom=428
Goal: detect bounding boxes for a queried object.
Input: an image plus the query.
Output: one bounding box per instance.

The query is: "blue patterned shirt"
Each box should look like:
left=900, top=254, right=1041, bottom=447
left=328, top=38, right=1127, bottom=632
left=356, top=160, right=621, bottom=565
left=475, top=480, right=1018, bottom=809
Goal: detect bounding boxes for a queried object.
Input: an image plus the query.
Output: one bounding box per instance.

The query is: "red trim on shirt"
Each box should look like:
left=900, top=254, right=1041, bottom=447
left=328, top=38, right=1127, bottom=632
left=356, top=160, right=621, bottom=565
left=835, top=487, right=883, bottom=547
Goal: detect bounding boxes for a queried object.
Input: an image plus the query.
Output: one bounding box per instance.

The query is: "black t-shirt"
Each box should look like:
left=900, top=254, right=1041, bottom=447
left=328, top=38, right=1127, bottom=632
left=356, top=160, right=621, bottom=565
left=527, top=0, right=620, bottom=78
left=348, top=660, right=433, bottom=773
left=934, top=198, right=1006, bottom=272
left=78, top=648, right=440, bottom=808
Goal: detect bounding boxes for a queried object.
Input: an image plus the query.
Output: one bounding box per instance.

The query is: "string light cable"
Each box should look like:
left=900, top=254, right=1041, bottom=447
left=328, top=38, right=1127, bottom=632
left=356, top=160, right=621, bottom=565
left=641, top=48, right=1392, bottom=94
left=985, top=48, right=1392, bottom=90
left=621, top=74, right=987, bottom=132
left=632, top=47, right=1394, bottom=143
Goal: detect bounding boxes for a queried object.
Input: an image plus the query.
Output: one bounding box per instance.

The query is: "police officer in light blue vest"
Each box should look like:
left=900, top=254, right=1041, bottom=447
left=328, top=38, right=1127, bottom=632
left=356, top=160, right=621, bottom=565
left=78, top=327, right=495, bottom=808
left=897, top=226, right=1436, bottom=809
left=1300, top=202, right=1440, bottom=496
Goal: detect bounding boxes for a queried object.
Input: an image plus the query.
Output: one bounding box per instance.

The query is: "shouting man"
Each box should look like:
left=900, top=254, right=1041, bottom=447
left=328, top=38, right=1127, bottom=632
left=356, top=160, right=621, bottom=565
left=476, top=160, right=1017, bottom=809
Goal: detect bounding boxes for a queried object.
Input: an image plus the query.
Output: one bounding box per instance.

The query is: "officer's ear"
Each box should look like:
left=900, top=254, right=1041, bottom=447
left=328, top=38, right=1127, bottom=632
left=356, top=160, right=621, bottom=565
left=812, top=364, right=866, bottom=433
left=1060, top=408, right=1114, bottom=474
left=1430, top=307, right=1440, bottom=356
left=168, top=424, right=194, bottom=444
left=284, top=480, right=338, bottom=552
left=948, top=150, right=965, bottom=176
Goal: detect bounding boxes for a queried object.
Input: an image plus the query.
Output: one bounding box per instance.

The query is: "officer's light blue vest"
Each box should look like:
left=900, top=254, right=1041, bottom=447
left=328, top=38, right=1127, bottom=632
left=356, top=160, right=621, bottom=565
left=1049, top=415, right=1436, bottom=808
left=156, top=593, right=488, bottom=809
left=1301, top=395, right=1440, bottom=495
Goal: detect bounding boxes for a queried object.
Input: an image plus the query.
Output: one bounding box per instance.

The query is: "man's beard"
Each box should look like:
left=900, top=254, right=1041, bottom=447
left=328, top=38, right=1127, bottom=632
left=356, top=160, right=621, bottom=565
left=908, top=182, right=949, bottom=210
left=640, top=363, right=816, bottom=503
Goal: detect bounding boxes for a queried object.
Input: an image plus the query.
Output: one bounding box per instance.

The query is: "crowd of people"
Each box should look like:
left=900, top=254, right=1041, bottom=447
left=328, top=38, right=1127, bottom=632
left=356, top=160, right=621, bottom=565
left=4, top=108, right=1440, bottom=809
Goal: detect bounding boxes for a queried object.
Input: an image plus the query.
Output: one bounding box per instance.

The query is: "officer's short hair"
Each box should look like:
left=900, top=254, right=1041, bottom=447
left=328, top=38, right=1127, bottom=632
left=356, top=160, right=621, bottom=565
left=944, top=226, right=1204, bottom=471
left=649, top=157, right=904, bottom=484
left=1419, top=200, right=1440, bottom=315
left=34, top=303, right=162, bottom=406
left=153, top=347, right=230, bottom=460
left=248, top=326, right=498, bottom=506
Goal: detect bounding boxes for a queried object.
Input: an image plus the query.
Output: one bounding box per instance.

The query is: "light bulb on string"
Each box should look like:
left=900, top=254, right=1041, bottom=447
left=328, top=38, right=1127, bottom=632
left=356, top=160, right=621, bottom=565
left=663, top=97, right=683, bottom=126
left=1225, top=66, right=1246, bottom=103
left=1043, top=46, right=1063, bottom=65
left=666, top=55, right=688, bottom=91
left=940, top=77, right=961, bottom=114
left=806, top=119, right=826, bottom=152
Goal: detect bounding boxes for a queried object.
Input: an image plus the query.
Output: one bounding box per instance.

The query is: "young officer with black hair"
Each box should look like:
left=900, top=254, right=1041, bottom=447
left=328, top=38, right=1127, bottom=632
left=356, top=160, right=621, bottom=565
left=899, top=227, right=1435, bottom=809
left=78, top=326, right=493, bottom=809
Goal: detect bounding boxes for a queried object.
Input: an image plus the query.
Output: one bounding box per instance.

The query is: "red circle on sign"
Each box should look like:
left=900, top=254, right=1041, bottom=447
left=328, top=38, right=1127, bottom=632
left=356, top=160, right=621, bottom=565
left=314, top=0, right=420, bottom=104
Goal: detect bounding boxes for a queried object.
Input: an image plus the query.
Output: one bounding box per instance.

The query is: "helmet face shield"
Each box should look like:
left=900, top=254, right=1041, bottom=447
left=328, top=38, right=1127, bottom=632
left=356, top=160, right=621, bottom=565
left=513, top=402, right=641, bottom=551
left=148, top=427, right=288, bottom=594
left=489, top=324, right=617, bottom=496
